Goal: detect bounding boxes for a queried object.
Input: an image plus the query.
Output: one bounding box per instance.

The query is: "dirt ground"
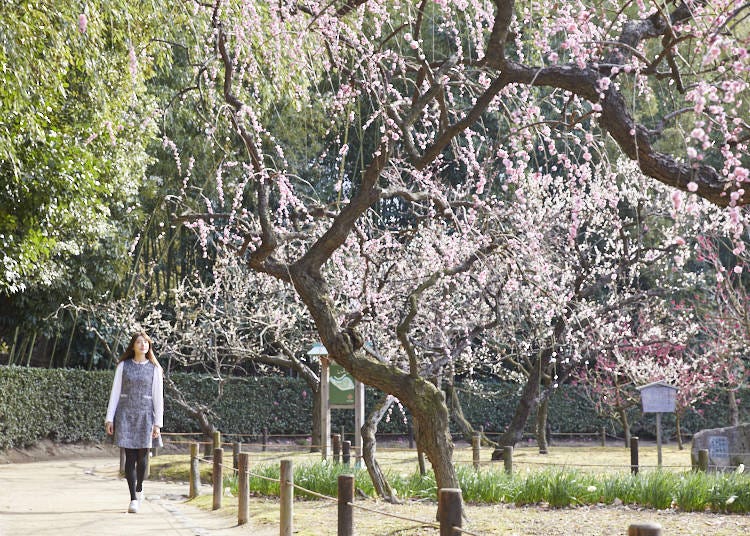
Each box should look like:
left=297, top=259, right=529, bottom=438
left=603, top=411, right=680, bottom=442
left=2, top=441, right=750, bottom=535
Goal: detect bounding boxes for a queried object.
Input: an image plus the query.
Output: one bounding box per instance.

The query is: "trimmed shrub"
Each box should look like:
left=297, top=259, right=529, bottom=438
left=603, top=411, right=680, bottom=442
left=0, top=366, right=747, bottom=449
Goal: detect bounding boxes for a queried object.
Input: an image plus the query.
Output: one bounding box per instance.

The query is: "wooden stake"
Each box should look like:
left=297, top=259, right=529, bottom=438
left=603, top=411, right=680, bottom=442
left=238, top=453, right=249, bottom=525
left=503, top=446, right=513, bottom=475
left=472, top=433, right=481, bottom=471
left=630, top=436, right=639, bottom=475
left=338, top=474, right=354, bottom=536
left=189, top=443, right=201, bottom=498
left=212, top=447, right=223, bottom=510
left=280, top=460, right=294, bottom=536
left=628, top=522, right=662, bottom=535
left=438, top=488, right=462, bottom=536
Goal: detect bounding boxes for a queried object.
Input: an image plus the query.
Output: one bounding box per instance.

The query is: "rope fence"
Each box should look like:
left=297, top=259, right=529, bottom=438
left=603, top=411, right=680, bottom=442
left=154, top=430, right=749, bottom=478
left=159, top=431, right=691, bottom=535
left=188, top=442, right=472, bottom=535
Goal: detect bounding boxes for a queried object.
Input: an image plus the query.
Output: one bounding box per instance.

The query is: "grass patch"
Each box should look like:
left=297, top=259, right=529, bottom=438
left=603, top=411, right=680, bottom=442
left=149, top=455, right=212, bottom=482
left=150, top=446, right=750, bottom=514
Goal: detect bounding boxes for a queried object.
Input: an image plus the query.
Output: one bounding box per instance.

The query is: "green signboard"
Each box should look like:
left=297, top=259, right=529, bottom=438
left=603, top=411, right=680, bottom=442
left=329, top=362, right=355, bottom=407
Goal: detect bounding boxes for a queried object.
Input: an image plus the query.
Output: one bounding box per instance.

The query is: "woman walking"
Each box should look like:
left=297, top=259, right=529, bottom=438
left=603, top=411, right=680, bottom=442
left=105, top=331, right=164, bottom=513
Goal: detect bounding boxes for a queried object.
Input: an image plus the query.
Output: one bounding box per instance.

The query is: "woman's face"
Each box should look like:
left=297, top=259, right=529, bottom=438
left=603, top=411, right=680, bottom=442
left=134, top=336, right=150, bottom=357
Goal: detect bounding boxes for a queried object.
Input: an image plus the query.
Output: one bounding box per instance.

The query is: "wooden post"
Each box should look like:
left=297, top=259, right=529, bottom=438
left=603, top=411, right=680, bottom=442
left=189, top=442, right=201, bottom=498
left=320, top=357, right=331, bottom=460
left=338, top=474, right=354, bottom=536
left=212, top=447, right=223, bottom=510
left=238, top=452, right=249, bottom=525
left=332, top=433, right=341, bottom=464
left=698, top=449, right=709, bottom=472
left=656, top=413, right=663, bottom=468
left=263, top=427, right=269, bottom=452
left=354, top=380, right=365, bottom=466
left=503, top=446, right=513, bottom=475
left=472, top=433, right=481, bottom=471
left=407, top=422, right=414, bottom=449
left=630, top=436, right=639, bottom=475
left=438, top=488, right=462, bottom=536
left=280, top=459, right=294, bottom=536
left=233, top=441, right=241, bottom=470
left=628, top=522, right=662, bottom=535
left=213, top=430, right=222, bottom=450
left=600, top=426, right=606, bottom=447
left=342, top=440, right=351, bottom=466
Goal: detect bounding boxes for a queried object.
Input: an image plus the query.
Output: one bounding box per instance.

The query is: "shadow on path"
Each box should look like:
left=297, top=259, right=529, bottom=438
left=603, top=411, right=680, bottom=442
left=0, top=457, right=271, bottom=536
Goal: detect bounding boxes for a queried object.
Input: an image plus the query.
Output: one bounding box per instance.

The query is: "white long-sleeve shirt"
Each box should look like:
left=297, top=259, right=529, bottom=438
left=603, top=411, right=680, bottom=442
left=105, top=360, right=164, bottom=428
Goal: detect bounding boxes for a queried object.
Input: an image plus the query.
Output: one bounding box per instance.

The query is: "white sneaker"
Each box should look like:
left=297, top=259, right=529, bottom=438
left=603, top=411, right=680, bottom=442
left=128, top=499, right=139, bottom=513
left=137, top=491, right=145, bottom=503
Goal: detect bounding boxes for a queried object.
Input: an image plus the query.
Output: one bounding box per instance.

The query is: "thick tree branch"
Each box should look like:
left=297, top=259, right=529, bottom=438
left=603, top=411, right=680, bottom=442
left=212, top=13, right=294, bottom=280
left=295, top=143, right=389, bottom=273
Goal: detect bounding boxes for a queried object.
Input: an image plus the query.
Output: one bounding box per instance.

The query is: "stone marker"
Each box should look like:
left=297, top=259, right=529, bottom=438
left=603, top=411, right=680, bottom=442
left=691, top=423, right=750, bottom=471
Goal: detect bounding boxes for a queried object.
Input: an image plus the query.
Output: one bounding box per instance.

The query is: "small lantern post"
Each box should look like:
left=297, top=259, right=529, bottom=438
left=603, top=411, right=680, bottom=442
left=307, top=342, right=365, bottom=464
left=308, top=342, right=331, bottom=460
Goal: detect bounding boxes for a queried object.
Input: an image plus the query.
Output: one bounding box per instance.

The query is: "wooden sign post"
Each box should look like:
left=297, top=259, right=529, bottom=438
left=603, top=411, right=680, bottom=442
left=308, top=342, right=365, bottom=464
left=636, top=381, right=678, bottom=468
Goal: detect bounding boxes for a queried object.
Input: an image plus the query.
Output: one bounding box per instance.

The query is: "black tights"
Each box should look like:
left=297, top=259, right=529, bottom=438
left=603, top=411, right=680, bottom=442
left=124, top=448, right=148, bottom=500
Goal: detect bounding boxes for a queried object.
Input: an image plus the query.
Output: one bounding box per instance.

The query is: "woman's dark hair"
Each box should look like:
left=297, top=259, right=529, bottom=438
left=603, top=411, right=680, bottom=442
left=117, top=331, right=161, bottom=368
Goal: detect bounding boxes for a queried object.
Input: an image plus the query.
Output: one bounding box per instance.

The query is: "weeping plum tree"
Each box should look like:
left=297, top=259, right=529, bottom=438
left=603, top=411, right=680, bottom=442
left=162, top=0, right=750, bottom=492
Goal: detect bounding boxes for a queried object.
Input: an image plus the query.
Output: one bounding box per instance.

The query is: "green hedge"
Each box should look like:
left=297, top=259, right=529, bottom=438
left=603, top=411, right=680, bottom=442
left=0, top=367, right=113, bottom=448
left=0, top=366, right=746, bottom=449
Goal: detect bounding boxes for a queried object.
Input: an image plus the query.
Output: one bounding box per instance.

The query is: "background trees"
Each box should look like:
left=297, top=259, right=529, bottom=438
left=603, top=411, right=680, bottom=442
left=158, top=0, right=749, bottom=491
left=1, top=0, right=749, bottom=496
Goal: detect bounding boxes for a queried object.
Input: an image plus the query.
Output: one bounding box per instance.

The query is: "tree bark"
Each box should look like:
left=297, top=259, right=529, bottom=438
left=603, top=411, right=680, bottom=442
left=163, top=376, right=217, bottom=437
left=728, top=390, right=740, bottom=426
left=536, top=397, right=549, bottom=454
left=289, top=266, right=460, bottom=492
left=446, top=383, right=497, bottom=448
left=361, top=395, right=400, bottom=503
left=617, top=406, right=631, bottom=448
left=497, top=356, right=544, bottom=447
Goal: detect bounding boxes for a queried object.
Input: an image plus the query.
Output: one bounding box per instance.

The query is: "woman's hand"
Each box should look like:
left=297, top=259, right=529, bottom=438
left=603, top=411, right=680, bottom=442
left=152, top=425, right=161, bottom=439
left=105, top=422, right=114, bottom=435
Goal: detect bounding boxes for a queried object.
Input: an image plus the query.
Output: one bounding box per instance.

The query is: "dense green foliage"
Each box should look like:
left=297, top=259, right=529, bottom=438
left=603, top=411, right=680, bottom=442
left=1, top=366, right=746, bottom=450
left=0, top=2, right=170, bottom=294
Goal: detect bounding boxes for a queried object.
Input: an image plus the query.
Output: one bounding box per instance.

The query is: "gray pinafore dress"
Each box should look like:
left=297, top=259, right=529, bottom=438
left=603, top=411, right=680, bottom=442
left=114, top=359, right=156, bottom=449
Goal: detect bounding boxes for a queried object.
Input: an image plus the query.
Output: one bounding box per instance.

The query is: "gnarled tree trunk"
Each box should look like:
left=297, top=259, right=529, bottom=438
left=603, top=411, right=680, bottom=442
left=729, top=390, right=740, bottom=426
left=617, top=406, right=631, bottom=448
left=291, top=268, right=460, bottom=493
left=362, top=394, right=400, bottom=503
left=446, top=383, right=497, bottom=448
left=496, top=356, right=545, bottom=449
left=536, top=397, right=550, bottom=454
left=163, top=375, right=217, bottom=455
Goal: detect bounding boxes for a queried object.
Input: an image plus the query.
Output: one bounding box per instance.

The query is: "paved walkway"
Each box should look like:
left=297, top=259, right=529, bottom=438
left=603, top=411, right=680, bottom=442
left=0, top=457, right=268, bottom=536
